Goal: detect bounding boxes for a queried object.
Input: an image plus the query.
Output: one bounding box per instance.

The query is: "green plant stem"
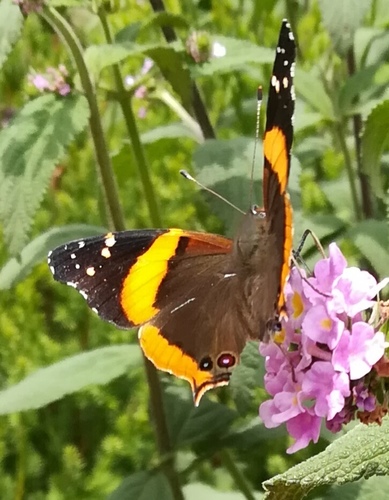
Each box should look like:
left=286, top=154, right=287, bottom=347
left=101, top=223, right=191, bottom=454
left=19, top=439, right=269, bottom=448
left=97, top=8, right=184, bottom=500
left=156, top=89, right=204, bottom=143
left=42, top=8, right=183, bottom=500
left=346, top=47, right=373, bottom=218
left=98, top=8, right=161, bottom=227
left=335, top=122, right=362, bottom=220
left=148, top=0, right=216, bottom=139
left=15, top=417, right=25, bottom=500
left=220, top=449, right=256, bottom=500
left=41, top=7, right=126, bottom=232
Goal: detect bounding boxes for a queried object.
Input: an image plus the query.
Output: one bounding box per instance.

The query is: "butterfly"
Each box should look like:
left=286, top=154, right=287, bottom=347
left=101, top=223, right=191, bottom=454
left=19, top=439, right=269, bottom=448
left=48, top=19, right=296, bottom=406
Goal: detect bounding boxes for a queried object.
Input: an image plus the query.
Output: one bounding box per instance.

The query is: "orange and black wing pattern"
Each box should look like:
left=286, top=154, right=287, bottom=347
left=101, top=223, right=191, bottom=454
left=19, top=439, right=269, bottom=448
left=262, top=19, right=295, bottom=315
left=48, top=229, right=234, bottom=404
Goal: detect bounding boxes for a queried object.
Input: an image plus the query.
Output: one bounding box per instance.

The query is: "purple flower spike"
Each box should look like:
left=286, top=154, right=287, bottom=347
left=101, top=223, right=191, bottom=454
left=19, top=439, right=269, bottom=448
left=259, top=242, right=388, bottom=452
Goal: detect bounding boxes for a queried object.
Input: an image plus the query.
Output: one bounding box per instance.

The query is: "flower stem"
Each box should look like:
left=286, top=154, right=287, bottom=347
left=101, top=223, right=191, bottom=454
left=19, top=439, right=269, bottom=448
left=156, top=89, right=204, bottom=143
left=334, top=122, right=362, bottom=221
left=220, top=449, right=256, bottom=500
left=41, top=6, right=126, bottom=232
left=346, top=47, right=373, bottom=218
left=148, top=0, right=216, bottom=139
left=97, top=8, right=184, bottom=500
left=98, top=8, right=162, bottom=227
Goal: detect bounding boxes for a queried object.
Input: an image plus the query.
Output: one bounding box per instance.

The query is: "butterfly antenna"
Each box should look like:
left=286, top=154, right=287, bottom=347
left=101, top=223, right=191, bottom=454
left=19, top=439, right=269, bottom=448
left=180, top=170, right=245, bottom=215
left=249, top=87, right=262, bottom=205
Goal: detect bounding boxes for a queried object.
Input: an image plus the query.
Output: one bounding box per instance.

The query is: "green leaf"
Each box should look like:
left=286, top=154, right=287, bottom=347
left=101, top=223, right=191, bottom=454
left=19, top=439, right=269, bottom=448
left=141, top=122, right=200, bottom=144
left=361, top=100, right=389, bottom=198
left=338, top=64, right=380, bottom=116
left=318, top=0, right=372, bottom=56
left=294, top=214, right=346, bottom=271
left=0, top=224, right=106, bottom=290
left=263, top=417, right=389, bottom=500
left=295, top=70, right=336, bottom=121
left=144, top=46, right=192, bottom=110
left=222, top=418, right=287, bottom=449
left=294, top=214, right=345, bottom=249
left=184, top=482, right=263, bottom=499
left=346, top=220, right=389, bottom=279
left=0, top=0, right=24, bottom=70
left=193, top=36, right=274, bottom=77
left=108, top=471, right=172, bottom=500
left=193, top=138, right=301, bottom=235
left=84, top=43, right=139, bottom=81
left=355, top=28, right=389, bottom=67
left=0, top=94, right=90, bottom=255
left=0, top=345, right=141, bottom=414
left=115, top=22, right=142, bottom=43
left=164, top=386, right=236, bottom=448
left=230, top=341, right=264, bottom=415
left=320, top=175, right=355, bottom=220
left=193, top=137, right=257, bottom=234
left=322, top=476, right=389, bottom=500
left=141, top=12, right=189, bottom=32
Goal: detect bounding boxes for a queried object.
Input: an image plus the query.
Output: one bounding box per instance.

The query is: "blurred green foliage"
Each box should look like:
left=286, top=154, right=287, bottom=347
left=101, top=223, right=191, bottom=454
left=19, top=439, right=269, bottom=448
left=1, top=0, right=389, bottom=498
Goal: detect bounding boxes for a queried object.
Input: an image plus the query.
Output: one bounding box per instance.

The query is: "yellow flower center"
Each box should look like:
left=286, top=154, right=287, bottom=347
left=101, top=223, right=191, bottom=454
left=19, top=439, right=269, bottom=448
left=292, top=292, right=304, bottom=318
left=320, top=317, right=332, bottom=330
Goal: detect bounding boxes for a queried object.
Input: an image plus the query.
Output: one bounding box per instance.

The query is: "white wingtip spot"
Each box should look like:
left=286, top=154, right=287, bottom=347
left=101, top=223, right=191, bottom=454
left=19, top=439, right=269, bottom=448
left=104, top=233, right=116, bottom=248
left=101, top=247, right=111, bottom=258
left=50, top=266, right=55, bottom=275
left=79, top=290, right=88, bottom=299
left=67, top=281, right=78, bottom=289
left=78, top=241, right=85, bottom=249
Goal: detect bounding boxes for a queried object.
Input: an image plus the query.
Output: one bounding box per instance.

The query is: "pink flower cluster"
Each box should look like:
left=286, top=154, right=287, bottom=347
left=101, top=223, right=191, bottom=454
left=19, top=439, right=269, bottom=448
left=260, top=243, right=388, bottom=453
left=28, top=65, right=71, bottom=96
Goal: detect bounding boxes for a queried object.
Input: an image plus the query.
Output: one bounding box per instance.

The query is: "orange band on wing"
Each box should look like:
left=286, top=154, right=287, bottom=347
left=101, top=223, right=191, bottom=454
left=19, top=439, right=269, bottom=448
left=120, top=229, right=184, bottom=325
left=263, top=127, right=288, bottom=193
left=278, top=194, right=293, bottom=313
left=139, top=324, right=214, bottom=402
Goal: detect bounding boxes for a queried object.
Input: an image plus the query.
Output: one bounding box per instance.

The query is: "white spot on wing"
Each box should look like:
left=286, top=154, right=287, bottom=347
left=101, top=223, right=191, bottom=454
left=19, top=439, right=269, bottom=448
left=71, top=253, right=76, bottom=259
left=50, top=266, right=55, bottom=275
left=101, top=247, right=111, bottom=258
left=104, top=233, right=116, bottom=247
left=75, top=263, right=80, bottom=270
left=67, top=281, right=78, bottom=288
left=78, top=241, right=85, bottom=249
left=80, top=290, right=88, bottom=299
left=223, top=273, right=236, bottom=279
left=86, top=267, right=95, bottom=277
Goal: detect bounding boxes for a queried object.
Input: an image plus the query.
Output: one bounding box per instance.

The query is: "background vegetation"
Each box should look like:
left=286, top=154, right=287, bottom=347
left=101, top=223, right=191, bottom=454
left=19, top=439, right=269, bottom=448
left=1, top=0, right=389, bottom=498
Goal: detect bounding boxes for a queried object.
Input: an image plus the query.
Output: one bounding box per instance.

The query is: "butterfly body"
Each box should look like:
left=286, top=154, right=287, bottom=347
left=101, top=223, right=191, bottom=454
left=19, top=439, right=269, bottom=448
left=48, top=20, right=296, bottom=405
